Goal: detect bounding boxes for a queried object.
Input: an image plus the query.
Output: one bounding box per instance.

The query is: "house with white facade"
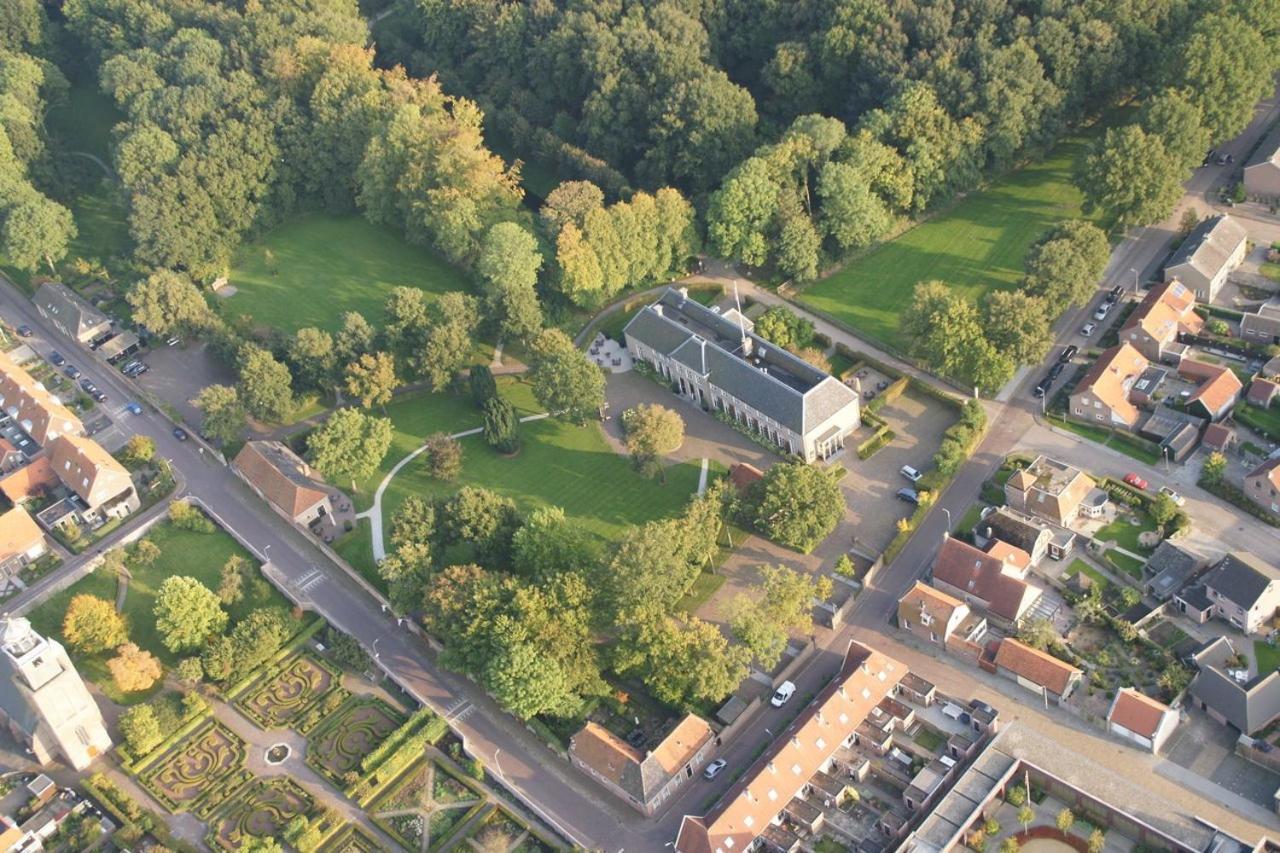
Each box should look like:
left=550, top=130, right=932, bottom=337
left=1162, top=214, right=1247, bottom=304
left=624, top=288, right=860, bottom=462
left=1106, top=688, right=1179, bottom=753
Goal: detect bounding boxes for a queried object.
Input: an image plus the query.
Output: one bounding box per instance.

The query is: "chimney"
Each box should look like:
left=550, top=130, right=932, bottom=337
left=678, top=286, right=689, bottom=302
left=653, top=305, right=664, bottom=317
left=741, top=335, right=753, bottom=357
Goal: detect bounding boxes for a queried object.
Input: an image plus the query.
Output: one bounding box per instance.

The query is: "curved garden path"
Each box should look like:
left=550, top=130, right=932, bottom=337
left=357, top=413, right=551, bottom=562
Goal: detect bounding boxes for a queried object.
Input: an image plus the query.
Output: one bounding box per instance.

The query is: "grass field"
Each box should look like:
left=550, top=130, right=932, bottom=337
left=1064, top=559, right=1110, bottom=591
left=799, top=125, right=1106, bottom=346
left=27, top=521, right=289, bottom=703
left=46, top=77, right=123, bottom=162
left=1255, top=641, right=1280, bottom=674
left=225, top=213, right=472, bottom=334
left=1095, top=513, right=1156, bottom=554
left=1105, top=550, right=1144, bottom=579
left=378, top=379, right=702, bottom=544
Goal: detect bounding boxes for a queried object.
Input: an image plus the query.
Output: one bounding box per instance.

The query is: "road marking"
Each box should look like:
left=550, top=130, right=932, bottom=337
left=446, top=699, right=472, bottom=721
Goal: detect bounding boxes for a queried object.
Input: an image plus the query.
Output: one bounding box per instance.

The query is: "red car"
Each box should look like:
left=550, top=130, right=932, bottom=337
left=1123, top=472, right=1148, bottom=490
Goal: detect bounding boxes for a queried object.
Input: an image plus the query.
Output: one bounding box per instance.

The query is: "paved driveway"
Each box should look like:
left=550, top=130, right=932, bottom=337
left=1164, top=708, right=1280, bottom=808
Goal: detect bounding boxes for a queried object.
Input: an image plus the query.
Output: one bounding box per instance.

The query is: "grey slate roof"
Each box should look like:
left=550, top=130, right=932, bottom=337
left=1245, top=124, right=1280, bottom=171
left=623, top=288, right=858, bottom=435
left=1144, top=541, right=1202, bottom=600
left=1201, top=553, right=1280, bottom=612
left=1190, top=665, right=1280, bottom=734
left=976, top=507, right=1049, bottom=555
left=1164, top=214, right=1247, bottom=280
left=33, top=282, right=109, bottom=340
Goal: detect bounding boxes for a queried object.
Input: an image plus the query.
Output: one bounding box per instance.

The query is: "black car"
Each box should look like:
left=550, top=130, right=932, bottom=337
left=173, top=426, right=189, bottom=441
left=1109, top=285, right=1123, bottom=300
left=92, top=390, right=107, bottom=403
left=16, top=325, right=31, bottom=337
left=896, top=487, right=920, bottom=505
left=49, top=351, right=65, bottom=366
left=1059, top=345, right=1078, bottom=363
left=79, top=378, right=96, bottom=393
left=1047, top=362, right=1065, bottom=381
left=1033, top=379, right=1049, bottom=398
left=63, top=365, right=80, bottom=379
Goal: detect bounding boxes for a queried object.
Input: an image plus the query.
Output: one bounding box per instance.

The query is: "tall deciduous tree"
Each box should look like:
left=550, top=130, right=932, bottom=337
left=344, top=351, right=397, bottom=409
left=1078, top=126, right=1184, bottom=227
left=108, top=643, right=162, bottom=692
left=287, top=328, right=337, bottom=391
left=126, top=270, right=213, bottom=335
left=307, top=408, right=392, bottom=490
left=63, top=594, right=128, bottom=653
left=191, top=384, right=246, bottom=445
left=615, top=616, right=751, bottom=710
left=414, top=292, right=479, bottom=391
left=511, top=506, right=598, bottom=582
left=622, top=404, right=684, bottom=476
left=422, top=432, right=463, bottom=481
left=528, top=329, right=605, bottom=424
left=482, top=396, right=520, bottom=453
left=748, top=462, right=844, bottom=552
left=236, top=345, right=294, bottom=423
left=154, top=576, right=227, bottom=653
left=982, top=291, right=1053, bottom=365
left=0, top=193, right=76, bottom=274
left=1022, top=220, right=1111, bottom=307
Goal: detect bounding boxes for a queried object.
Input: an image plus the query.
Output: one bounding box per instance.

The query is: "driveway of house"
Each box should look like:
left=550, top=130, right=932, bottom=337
left=1163, top=707, right=1280, bottom=808
left=132, top=341, right=238, bottom=429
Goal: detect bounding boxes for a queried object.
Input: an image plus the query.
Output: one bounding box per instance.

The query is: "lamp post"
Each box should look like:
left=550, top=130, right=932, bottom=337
left=1131, top=267, right=1139, bottom=294
left=941, top=507, right=952, bottom=537
left=1162, top=445, right=1172, bottom=474
left=372, top=637, right=382, bottom=661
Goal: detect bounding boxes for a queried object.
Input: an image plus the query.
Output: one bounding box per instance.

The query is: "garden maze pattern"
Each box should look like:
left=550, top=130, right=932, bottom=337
left=212, top=777, right=315, bottom=850
left=307, top=697, right=405, bottom=784
left=370, top=758, right=486, bottom=852
left=139, top=721, right=247, bottom=813
left=237, top=653, right=341, bottom=728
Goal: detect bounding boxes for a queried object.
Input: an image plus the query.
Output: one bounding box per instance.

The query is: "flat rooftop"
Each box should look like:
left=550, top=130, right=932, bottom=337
left=1024, top=456, right=1084, bottom=495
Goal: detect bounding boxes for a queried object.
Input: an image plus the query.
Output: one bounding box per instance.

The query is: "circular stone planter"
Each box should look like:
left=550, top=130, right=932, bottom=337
left=265, top=744, right=291, bottom=765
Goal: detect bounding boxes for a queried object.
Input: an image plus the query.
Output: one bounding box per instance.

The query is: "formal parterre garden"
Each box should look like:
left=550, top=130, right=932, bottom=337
left=211, top=777, right=315, bottom=851
left=235, top=653, right=343, bottom=729
left=136, top=719, right=248, bottom=814
left=306, top=696, right=406, bottom=785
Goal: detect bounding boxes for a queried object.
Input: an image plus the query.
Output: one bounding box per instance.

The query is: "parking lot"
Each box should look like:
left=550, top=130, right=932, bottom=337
left=132, top=340, right=237, bottom=429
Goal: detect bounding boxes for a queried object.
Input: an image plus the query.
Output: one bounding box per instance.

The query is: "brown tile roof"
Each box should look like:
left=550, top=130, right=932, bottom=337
left=932, top=537, right=1039, bottom=622
left=675, top=642, right=905, bottom=853
left=0, top=507, right=43, bottom=562
left=0, top=351, right=84, bottom=446
left=234, top=441, right=331, bottom=519
left=994, top=638, right=1081, bottom=696
left=570, top=722, right=645, bottom=790
left=1122, top=280, right=1203, bottom=344
left=1006, top=469, right=1035, bottom=492
left=570, top=713, right=716, bottom=806
left=1108, top=688, right=1171, bottom=738
left=1184, top=362, right=1242, bottom=416
left=1202, top=422, right=1235, bottom=451
left=984, top=540, right=1031, bottom=572
left=1247, top=378, right=1280, bottom=407
left=650, top=715, right=715, bottom=778
left=1073, top=343, right=1149, bottom=424
left=0, top=457, right=56, bottom=503
left=47, top=434, right=133, bottom=509
left=898, top=581, right=966, bottom=633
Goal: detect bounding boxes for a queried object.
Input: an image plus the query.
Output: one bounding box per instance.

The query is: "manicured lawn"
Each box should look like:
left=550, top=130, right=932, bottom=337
left=1045, top=413, right=1161, bottom=465
left=1105, top=550, right=1144, bottom=580
left=225, top=213, right=472, bottom=334
left=955, top=502, right=988, bottom=535
left=1236, top=401, right=1280, bottom=443
left=1261, top=262, right=1280, bottom=284
left=1064, top=559, right=1110, bottom=591
left=1255, top=641, right=1280, bottom=674
left=799, top=126, right=1106, bottom=346
left=334, top=518, right=379, bottom=591
left=27, top=520, right=289, bottom=702
left=381, top=404, right=703, bottom=544
left=1095, top=512, right=1156, bottom=554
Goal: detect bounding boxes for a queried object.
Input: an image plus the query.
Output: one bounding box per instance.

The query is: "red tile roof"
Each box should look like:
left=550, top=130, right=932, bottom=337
left=1248, top=457, right=1280, bottom=491
left=1185, top=362, right=1242, bottom=416
left=571, top=715, right=714, bottom=805
left=1121, top=280, right=1203, bottom=345
left=932, top=537, right=1039, bottom=623
left=0, top=506, right=43, bottom=562
left=234, top=441, right=331, bottom=519
left=1202, top=422, right=1235, bottom=451
left=0, top=457, right=57, bottom=504
left=897, top=581, right=966, bottom=634
left=1108, top=688, right=1172, bottom=738
left=994, top=638, right=1081, bottom=696
left=1247, top=378, right=1280, bottom=407
left=1072, top=343, right=1149, bottom=424
left=675, top=642, right=905, bottom=853
left=47, top=434, right=133, bottom=509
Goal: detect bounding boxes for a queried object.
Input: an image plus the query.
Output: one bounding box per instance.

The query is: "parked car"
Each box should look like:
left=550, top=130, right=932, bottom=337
left=16, top=325, right=31, bottom=337
left=79, top=379, right=96, bottom=393
left=125, top=402, right=143, bottom=415
left=896, top=488, right=920, bottom=505
left=1048, top=362, right=1065, bottom=381
left=1123, top=472, right=1148, bottom=490
left=49, top=351, right=65, bottom=366
left=1158, top=486, right=1185, bottom=506
left=166, top=336, right=181, bottom=347
left=1032, top=380, right=1049, bottom=398
left=1109, top=285, right=1123, bottom=300
left=900, top=465, right=923, bottom=483
left=63, top=365, right=80, bottom=379
left=172, top=427, right=189, bottom=441
left=771, top=681, right=796, bottom=708
left=121, top=360, right=141, bottom=373
left=92, top=390, right=107, bottom=403
left=1093, top=302, right=1111, bottom=321
left=1059, top=345, right=1078, bottom=363
left=1080, top=322, right=1097, bottom=337
left=703, top=759, right=728, bottom=780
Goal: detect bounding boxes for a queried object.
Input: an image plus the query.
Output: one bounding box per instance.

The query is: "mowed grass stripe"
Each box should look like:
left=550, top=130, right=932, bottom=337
left=382, top=416, right=702, bottom=543
left=800, top=128, right=1105, bottom=346
left=226, top=213, right=472, bottom=334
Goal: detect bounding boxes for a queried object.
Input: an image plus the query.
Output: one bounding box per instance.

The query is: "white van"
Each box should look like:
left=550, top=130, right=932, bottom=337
left=771, top=681, right=796, bottom=707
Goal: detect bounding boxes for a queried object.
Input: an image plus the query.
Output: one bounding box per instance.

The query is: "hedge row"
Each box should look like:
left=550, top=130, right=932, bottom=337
left=1200, top=477, right=1280, bottom=527
left=224, top=615, right=328, bottom=701
left=84, top=773, right=199, bottom=853
left=121, top=705, right=213, bottom=773
left=360, top=707, right=448, bottom=774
